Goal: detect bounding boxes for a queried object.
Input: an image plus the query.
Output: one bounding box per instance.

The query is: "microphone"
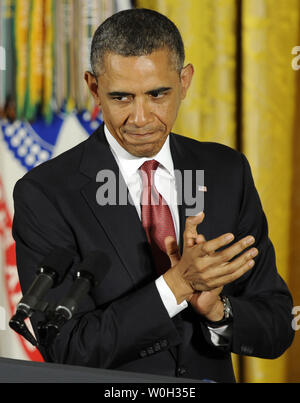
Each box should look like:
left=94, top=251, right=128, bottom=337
left=9, top=248, right=74, bottom=345
left=41, top=251, right=109, bottom=346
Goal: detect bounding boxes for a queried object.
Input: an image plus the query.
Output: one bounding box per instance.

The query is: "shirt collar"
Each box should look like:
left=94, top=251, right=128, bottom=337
left=104, top=125, right=174, bottom=178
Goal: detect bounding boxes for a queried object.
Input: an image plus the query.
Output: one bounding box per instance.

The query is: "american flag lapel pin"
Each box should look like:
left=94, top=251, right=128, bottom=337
left=198, top=186, right=207, bottom=192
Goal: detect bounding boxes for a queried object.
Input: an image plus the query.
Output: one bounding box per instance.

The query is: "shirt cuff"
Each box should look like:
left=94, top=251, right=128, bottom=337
left=155, top=275, right=188, bottom=318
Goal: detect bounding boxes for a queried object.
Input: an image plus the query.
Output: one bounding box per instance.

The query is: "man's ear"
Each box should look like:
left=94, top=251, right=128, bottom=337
left=180, top=63, right=194, bottom=100
left=84, top=71, right=101, bottom=105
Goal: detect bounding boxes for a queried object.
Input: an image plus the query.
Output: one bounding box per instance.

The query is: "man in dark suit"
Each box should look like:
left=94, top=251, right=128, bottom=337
left=12, top=9, right=294, bottom=383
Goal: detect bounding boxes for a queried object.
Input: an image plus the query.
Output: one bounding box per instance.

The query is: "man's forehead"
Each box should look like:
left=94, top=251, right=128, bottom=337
left=99, top=49, right=178, bottom=76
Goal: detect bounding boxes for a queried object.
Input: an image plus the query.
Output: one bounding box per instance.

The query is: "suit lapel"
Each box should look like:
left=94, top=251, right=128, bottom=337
left=170, top=133, right=213, bottom=251
left=79, top=124, right=155, bottom=286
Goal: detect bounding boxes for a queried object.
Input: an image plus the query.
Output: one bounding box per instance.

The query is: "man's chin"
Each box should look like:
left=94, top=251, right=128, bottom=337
left=125, top=138, right=169, bottom=157
left=127, top=145, right=160, bottom=158
left=120, top=129, right=169, bottom=157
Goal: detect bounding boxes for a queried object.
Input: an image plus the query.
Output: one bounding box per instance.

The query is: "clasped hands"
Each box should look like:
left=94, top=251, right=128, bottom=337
left=163, top=212, right=258, bottom=322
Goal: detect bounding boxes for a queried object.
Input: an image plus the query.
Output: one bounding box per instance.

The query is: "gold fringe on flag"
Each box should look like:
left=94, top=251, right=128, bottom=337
left=14, top=0, right=31, bottom=119
left=24, top=0, right=44, bottom=121
left=74, top=0, right=104, bottom=112
left=42, top=0, right=55, bottom=124
left=63, top=0, right=75, bottom=113
left=54, top=0, right=65, bottom=113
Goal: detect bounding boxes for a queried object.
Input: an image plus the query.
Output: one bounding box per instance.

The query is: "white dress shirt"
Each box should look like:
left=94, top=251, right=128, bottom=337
left=104, top=125, right=229, bottom=346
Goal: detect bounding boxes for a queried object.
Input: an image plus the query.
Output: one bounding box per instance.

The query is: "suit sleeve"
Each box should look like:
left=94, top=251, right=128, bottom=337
left=227, top=153, right=295, bottom=358
left=12, top=177, right=181, bottom=368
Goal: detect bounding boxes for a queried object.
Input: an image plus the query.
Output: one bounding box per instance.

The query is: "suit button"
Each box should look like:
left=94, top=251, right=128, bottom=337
left=160, top=339, right=168, bottom=348
left=154, top=342, right=161, bottom=352
left=176, top=367, right=187, bottom=377
left=139, top=350, right=147, bottom=358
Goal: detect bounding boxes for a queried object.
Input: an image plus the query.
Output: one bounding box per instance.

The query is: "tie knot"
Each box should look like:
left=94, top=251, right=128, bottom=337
left=139, top=160, right=160, bottom=176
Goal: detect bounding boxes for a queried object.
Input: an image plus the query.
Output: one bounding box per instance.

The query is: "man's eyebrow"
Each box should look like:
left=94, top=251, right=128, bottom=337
left=108, top=91, right=133, bottom=97
left=146, top=87, right=172, bottom=95
left=107, top=87, right=172, bottom=97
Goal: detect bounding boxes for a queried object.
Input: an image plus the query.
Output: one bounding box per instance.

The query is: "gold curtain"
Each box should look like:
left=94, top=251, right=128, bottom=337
left=137, top=0, right=300, bottom=383
left=241, top=0, right=299, bottom=383
left=137, top=0, right=237, bottom=148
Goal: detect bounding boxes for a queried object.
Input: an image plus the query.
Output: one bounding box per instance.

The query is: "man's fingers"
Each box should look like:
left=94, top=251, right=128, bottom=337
left=184, top=212, right=205, bottom=247
left=191, top=259, right=254, bottom=291
left=196, top=234, right=206, bottom=244
left=193, top=232, right=235, bottom=256
left=165, top=236, right=181, bottom=267
left=213, top=235, right=256, bottom=264
left=208, top=258, right=256, bottom=289
left=204, top=247, right=258, bottom=279
left=190, top=247, right=258, bottom=291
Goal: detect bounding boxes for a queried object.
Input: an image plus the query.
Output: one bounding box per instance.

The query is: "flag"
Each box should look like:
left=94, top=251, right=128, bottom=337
left=0, top=111, right=102, bottom=361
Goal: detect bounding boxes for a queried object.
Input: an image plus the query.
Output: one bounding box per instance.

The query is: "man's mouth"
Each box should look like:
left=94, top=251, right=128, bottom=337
left=126, top=132, right=155, bottom=137
left=123, top=131, right=157, bottom=142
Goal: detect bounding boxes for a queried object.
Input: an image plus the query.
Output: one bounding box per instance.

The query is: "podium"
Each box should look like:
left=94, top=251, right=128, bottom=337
left=0, top=357, right=203, bottom=383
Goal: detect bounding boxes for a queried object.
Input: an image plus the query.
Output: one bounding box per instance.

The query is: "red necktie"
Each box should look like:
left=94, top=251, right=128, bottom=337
left=140, top=160, right=177, bottom=276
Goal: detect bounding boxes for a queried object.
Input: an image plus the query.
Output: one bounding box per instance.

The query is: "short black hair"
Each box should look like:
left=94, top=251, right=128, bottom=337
left=90, top=8, right=185, bottom=75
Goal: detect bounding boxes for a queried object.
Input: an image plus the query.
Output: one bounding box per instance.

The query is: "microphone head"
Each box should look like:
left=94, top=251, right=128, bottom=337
left=39, top=248, right=74, bottom=286
left=76, top=251, right=110, bottom=286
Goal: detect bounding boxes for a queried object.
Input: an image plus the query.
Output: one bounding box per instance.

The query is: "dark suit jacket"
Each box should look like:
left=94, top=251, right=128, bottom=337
left=12, top=124, right=294, bottom=383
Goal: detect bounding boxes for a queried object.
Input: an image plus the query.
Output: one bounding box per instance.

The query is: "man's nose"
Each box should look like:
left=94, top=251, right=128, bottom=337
left=128, top=98, right=153, bottom=127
